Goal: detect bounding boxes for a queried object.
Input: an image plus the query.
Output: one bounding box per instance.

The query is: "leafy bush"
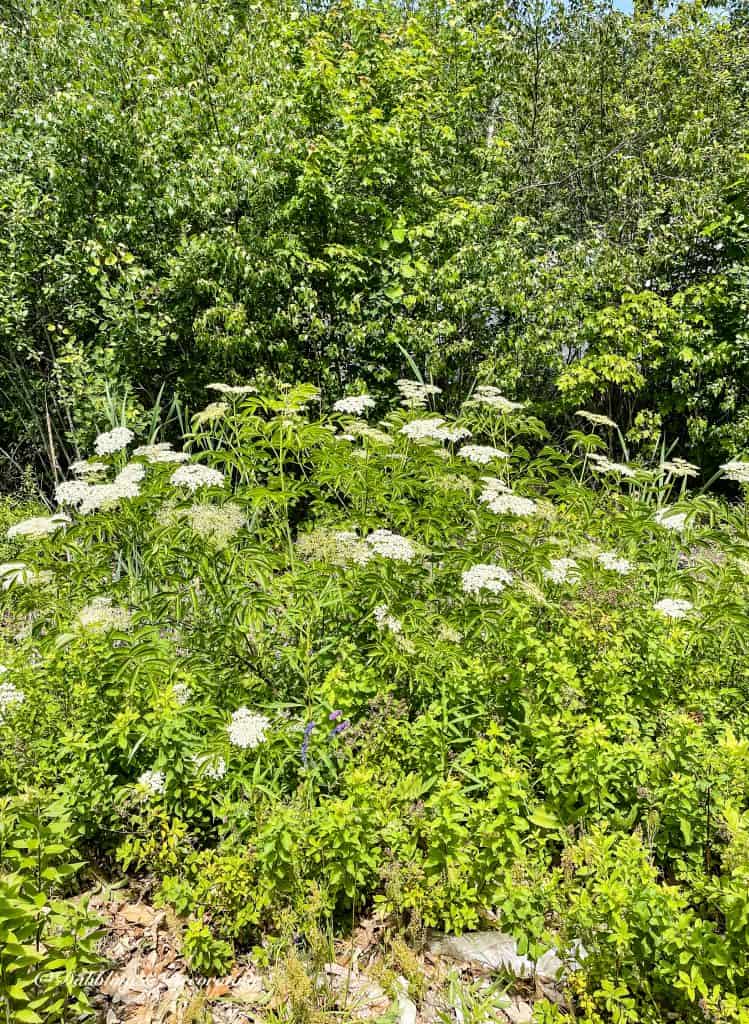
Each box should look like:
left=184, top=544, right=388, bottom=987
left=2, top=380, right=749, bottom=1020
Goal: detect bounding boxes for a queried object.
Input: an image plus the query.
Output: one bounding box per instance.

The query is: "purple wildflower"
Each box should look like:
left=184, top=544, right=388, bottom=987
left=329, top=709, right=342, bottom=721
left=331, top=719, right=351, bottom=737
left=301, top=721, right=315, bottom=766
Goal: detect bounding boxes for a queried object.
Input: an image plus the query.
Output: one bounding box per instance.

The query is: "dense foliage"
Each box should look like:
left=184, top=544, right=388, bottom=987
left=1, top=0, right=748, bottom=488
left=2, top=381, right=749, bottom=1021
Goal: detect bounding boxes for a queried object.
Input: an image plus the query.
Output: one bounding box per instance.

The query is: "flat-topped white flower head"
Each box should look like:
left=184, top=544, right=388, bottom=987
left=400, top=417, right=445, bottom=441
left=485, top=493, right=537, bottom=516
left=138, top=769, right=165, bottom=794
left=661, top=458, right=699, bottom=479
left=597, top=550, right=632, bottom=575
left=170, top=464, right=225, bottom=492
left=576, top=410, right=618, bottom=429
left=396, top=379, right=442, bottom=409
left=228, top=708, right=270, bottom=749
left=458, top=444, right=509, bottom=464
left=365, top=529, right=417, bottom=562
left=654, top=508, right=687, bottom=532
left=373, top=603, right=403, bottom=634
left=94, top=426, right=134, bottom=455
left=591, top=457, right=636, bottom=478
left=543, top=557, right=579, bottom=585
left=207, top=382, right=257, bottom=395
left=0, top=681, right=25, bottom=721
left=654, top=598, right=693, bottom=619
left=70, top=460, right=107, bottom=476
left=467, top=387, right=525, bottom=413
left=7, top=514, right=69, bottom=540
left=77, top=596, right=132, bottom=632
left=462, top=563, right=514, bottom=595
left=333, top=395, right=375, bottom=416
left=721, top=460, right=749, bottom=484
left=133, top=443, right=190, bottom=464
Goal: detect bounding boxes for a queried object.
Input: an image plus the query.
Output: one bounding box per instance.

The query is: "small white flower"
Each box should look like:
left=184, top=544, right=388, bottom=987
left=77, top=596, right=132, bottom=632
left=590, top=457, right=636, bottom=478
left=458, top=444, right=509, bottom=464
left=396, top=379, right=442, bottom=409
left=661, top=458, right=699, bottom=479
left=720, top=460, right=749, bottom=484
left=7, top=514, right=69, bottom=540
left=543, top=557, right=579, bottom=585
left=133, top=443, right=190, bottom=464
left=596, top=551, right=632, bottom=575
left=228, top=707, right=271, bottom=749
left=207, top=382, right=256, bottom=395
left=94, top=427, right=134, bottom=455
left=373, top=603, right=403, bottom=635
left=70, top=460, right=107, bottom=476
left=365, top=529, right=417, bottom=562
left=0, top=681, right=25, bottom=721
left=576, top=410, right=618, bottom=429
left=485, top=493, right=538, bottom=516
left=654, top=598, right=693, bottom=619
left=462, top=563, right=514, bottom=596
left=654, top=508, right=687, bottom=532
left=400, top=417, right=446, bottom=442
left=170, top=464, right=225, bottom=492
left=173, top=682, right=191, bottom=705
left=137, top=769, right=165, bottom=794
left=433, top=425, right=472, bottom=443
left=466, top=387, right=524, bottom=413
left=333, top=395, right=376, bottom=416
left=55, top=480, right=92, bottom=506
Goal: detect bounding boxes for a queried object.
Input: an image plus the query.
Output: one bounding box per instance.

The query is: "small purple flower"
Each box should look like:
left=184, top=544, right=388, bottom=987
left=331, top=718, right=351, bottom=737
left=301, top=721, right=315, bottom=766
left=329, top=709, right=342, bottom=722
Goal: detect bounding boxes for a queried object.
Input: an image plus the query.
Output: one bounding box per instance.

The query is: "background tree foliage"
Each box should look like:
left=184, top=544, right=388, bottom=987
left=0, top=0, right=747, bottom=487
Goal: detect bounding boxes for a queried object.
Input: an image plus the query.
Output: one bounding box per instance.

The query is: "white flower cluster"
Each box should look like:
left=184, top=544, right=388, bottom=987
left=661, top=458, right=699, bottom=479
left=485, top=492, right=538, bottom=516
left=654, top=598, right=693, bottom=619
left=654, top=508, right=687, bottom=532
left=589, top=454, right=636, bottom=478
left=77, top=596, right=132, bottom=632
left=70, top=460, right=107, bottom=476
left=333, top=395, right=376, bottom=416
left=462, top=563, right=514, bottom=596
left=396, top=379, right=442, bottom=409
left=400, top=418, right=471, bottom=444
left=228, top=707, right=271, bottom=749
left=170, top=464, right=225, bottom=492
left=7, top=514, right=69, bottom=540
left=193, top=402, right=229, bottom=426
left=207, top=382, right=256, bottom=395
left=0, top=679, right=24, bottom=721
left=543, top=557, right=579, bottom=585
left=596, top=551, right=632, bottom=575
left=173, top=682, right=191, bottom=705
left=365, top=529, right=417, bottom=562
left=576, top=410, right=617, bottom=429
left=181, top=503, right=246, bottom=547
left=400, top=417, right=446, bottom=441
left=458, top=444, right=509, bottom=465
left=345, top=421, right=394, bottom=446
left=94, top=427, right=134, bottom=455
left=721, top=460, right=749, bottom=485
left=138, top=769, right=165, bottom=795
left=466, top=386, right=524, bottom=413
left=373, top=603, right=403, bottom=635
left=133, top=442, right=190, bottom=464
left=55, top=463, right=144, bottom=514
